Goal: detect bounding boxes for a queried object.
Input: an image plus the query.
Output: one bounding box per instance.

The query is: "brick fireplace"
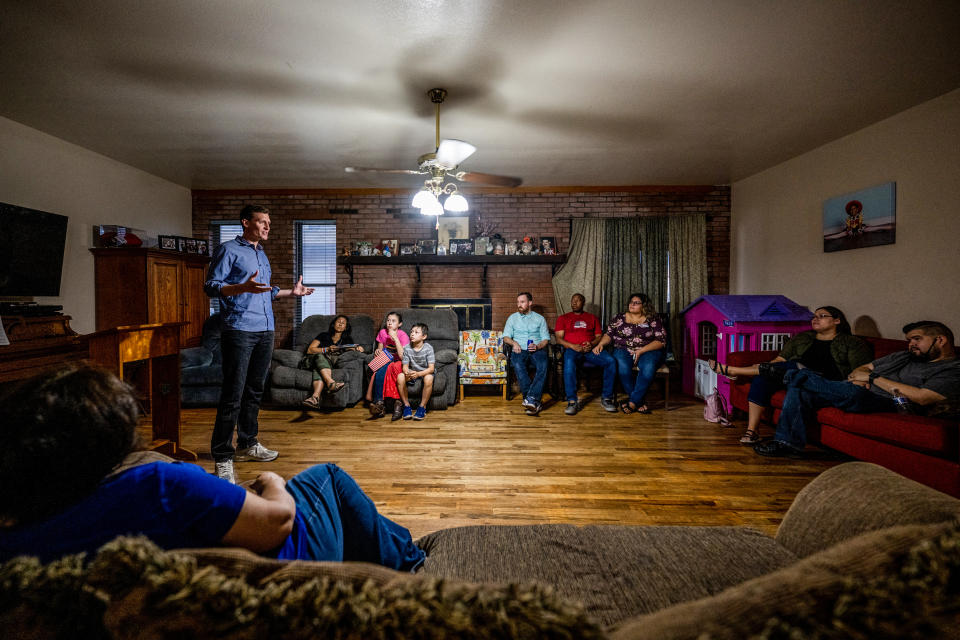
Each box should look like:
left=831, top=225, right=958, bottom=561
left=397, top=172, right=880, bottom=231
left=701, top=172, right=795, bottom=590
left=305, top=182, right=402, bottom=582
left=411, top=298, right=493, bottom=330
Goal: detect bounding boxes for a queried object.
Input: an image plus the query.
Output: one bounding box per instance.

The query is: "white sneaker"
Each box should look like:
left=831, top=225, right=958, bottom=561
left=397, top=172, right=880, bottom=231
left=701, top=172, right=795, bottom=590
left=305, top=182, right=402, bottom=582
left=235, top=442, right=279, bottom=462
left=215, top=460, right=236, bottom=484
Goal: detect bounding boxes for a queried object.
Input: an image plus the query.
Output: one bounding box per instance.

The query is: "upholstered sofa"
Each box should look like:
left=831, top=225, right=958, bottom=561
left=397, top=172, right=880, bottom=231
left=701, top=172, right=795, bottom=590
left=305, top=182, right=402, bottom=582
left=385, top=307, right=459, bottom=410
left=267, top=314, right=376, bottom=408
left=266, top=309, right=459, bottom=410
left=4, top=462, right=959, bottom=639
left=728, top=335, right=960, bottom=498
left=179, top=313, right=224, bottom=407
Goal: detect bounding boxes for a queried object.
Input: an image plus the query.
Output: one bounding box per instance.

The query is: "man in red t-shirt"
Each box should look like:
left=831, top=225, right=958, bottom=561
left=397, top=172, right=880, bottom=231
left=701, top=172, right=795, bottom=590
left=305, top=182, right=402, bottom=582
left=555, top=293, right=617, bottom=415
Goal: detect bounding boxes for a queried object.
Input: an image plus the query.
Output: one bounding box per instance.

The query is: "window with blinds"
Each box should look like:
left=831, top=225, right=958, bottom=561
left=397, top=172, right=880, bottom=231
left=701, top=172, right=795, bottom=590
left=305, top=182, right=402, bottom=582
left=208, top=222, right=242, bottom=314
left=296, top=221, right=336, bottom=326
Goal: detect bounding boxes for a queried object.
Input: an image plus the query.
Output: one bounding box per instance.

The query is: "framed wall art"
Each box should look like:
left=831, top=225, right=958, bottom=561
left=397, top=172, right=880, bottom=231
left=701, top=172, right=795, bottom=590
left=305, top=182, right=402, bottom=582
left=437, top=216, right=470, bottom=250
left=450, top=238, right=474, bottom=255
left=823, top=182, right=896, bottom=253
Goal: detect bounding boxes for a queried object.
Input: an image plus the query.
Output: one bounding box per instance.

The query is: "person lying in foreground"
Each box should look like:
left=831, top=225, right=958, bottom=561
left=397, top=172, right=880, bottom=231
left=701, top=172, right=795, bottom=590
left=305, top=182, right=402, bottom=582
left=0, top=364, right=425, bottom=571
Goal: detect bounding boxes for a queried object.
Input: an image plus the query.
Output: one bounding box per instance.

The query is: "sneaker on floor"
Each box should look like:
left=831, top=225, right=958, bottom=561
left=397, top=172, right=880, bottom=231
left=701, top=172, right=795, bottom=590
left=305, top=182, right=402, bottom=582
left=753, top=440, right=804, bottom=458
left=564, top=400, right=579, bottom=415
left=413, top=406, right=426, bottom=420
left=235, top=442, right=279, bottom=462
left=525, top=402, right=542, bottom=416
left=391, top=402, right=404, bottom=421
left=520, top=397, right=536, bottom=410
left=402, top=405, right=413, bottom=420
left=214, top=460, right=236, bottom=484
left=600, top=397, right=618, bottom=412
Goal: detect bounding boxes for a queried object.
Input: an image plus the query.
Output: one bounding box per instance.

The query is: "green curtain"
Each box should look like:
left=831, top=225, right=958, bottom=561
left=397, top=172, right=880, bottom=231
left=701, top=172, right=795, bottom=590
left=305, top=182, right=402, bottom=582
left=637, top=216, right=668, bottom=317
left=603, top=218, right=643, bottom=318
left=552, top=219, right=608, bottom=319
left=554, top=214, right=706, bottom=351
left=668, top=213, right=708, bottom=351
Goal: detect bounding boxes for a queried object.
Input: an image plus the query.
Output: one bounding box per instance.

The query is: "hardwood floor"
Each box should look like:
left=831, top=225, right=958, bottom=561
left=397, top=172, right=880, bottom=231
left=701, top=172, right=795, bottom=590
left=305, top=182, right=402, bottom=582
left=164, top=390, right=846, bottom=539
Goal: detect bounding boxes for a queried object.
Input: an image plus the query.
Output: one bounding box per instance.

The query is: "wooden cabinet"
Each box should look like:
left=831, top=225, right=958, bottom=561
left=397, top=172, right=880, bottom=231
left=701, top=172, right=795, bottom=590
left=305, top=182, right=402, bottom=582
left=91, top=248, right=210, bottom=348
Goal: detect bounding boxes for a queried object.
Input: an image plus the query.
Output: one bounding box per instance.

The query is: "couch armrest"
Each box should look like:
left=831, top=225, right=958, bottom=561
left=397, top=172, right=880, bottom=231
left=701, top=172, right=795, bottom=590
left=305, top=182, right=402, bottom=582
left=726, top=350, right=778, bottom=367
left=180, top=346, right=213, bottom=369
left=272, top=348, right=303, bottom=369
left=775, top=461, right=960, bottom=558
left=336, top=350, right=366, bottom=365
left=434, top=348, right=458, bottom=365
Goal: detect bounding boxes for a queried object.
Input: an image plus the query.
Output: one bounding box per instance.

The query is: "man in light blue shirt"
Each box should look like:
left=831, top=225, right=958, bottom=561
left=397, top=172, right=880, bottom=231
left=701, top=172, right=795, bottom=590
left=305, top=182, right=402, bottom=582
left=502, top=292, right=551, bottom=415
left=204, top=204, right=313, bottom=482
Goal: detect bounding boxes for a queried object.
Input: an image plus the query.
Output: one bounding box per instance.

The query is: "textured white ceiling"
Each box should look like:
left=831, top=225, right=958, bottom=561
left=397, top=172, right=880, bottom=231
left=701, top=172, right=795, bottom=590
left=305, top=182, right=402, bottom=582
left=1, top=0, right=958, bottom=189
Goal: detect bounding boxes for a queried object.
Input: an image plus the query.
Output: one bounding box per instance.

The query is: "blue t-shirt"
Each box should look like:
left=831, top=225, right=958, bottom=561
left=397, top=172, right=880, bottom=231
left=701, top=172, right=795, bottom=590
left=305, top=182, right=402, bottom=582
left=0, top=462, right=251, bottom=563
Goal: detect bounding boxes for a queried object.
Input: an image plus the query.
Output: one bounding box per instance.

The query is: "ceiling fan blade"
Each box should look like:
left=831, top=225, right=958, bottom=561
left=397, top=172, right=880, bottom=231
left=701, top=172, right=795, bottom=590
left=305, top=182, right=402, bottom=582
left=455, top=171, right=523, bottom=188
left=435, top=139, right=476, bottom=168
left=345, top=167, right=425, bottom=175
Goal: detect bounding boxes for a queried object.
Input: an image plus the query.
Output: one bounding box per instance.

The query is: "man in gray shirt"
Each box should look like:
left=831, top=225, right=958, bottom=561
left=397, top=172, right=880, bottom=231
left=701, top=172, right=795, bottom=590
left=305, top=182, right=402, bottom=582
left=395, top=323, right=435, bottom=421
left=756, top=320, right=960, bottom=457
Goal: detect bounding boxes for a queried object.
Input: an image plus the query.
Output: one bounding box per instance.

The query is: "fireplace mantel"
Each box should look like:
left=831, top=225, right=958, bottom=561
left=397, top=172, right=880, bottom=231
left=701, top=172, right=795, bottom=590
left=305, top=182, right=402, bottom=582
left=337, top=254, right=566, bottom=286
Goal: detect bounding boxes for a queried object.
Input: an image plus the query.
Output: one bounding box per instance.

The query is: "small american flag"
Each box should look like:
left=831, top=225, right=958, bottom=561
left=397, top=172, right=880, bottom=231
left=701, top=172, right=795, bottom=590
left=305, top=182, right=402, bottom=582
left=367, top=350, right=393, bottom=372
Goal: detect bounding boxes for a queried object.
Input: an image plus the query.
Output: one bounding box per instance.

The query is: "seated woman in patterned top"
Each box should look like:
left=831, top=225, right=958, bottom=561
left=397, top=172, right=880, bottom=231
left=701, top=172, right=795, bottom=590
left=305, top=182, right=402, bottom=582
left=593, top=293, right=667, bottom=415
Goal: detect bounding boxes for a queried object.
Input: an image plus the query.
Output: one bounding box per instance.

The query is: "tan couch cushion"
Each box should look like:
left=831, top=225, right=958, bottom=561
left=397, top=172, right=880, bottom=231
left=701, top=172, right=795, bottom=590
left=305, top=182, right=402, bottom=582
left=609, top=520, right=959, bottom=639
left=776, top=462, right=960, bottom=558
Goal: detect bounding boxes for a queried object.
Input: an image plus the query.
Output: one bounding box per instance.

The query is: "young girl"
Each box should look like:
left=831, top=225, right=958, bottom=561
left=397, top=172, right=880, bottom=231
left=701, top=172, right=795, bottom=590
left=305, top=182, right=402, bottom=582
left=366, top=311, right=409, bottom=417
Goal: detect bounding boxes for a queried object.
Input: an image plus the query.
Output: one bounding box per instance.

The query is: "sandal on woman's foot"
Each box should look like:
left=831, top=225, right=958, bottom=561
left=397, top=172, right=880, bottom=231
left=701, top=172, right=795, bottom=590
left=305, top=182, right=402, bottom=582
left=708, top=359, right=736, bottom=380
left=328, top=381, right=345, bottom=393
left=739, top=429, right=760, bottom=444
left=636, top=405, right=652, bottom=415
left=620, top=401, right=637, bottom=414
left=301, top=396, right=320, bottom=409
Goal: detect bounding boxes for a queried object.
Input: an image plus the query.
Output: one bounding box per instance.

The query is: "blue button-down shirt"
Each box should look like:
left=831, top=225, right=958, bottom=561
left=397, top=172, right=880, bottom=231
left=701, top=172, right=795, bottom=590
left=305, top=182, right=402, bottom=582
left=503, top=311, right=550, bottom=346
left=204, top=236, right=280, bottom=332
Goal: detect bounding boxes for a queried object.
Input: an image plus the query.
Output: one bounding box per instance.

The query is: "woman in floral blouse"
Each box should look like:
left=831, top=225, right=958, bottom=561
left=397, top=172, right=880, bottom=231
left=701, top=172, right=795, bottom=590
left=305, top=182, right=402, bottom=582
left=592, top=293, right=666, bottom=414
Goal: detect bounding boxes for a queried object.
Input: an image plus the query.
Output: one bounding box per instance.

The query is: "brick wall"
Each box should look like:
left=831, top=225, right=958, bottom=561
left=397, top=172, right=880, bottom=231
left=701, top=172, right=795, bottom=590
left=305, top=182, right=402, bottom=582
left=193, top=186, right=730, bottom=347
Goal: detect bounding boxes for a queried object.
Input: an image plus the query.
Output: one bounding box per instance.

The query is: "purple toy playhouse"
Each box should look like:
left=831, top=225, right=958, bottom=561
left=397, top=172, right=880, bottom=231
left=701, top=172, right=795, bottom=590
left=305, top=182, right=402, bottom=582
left=680, top=295, right=813, bottom=407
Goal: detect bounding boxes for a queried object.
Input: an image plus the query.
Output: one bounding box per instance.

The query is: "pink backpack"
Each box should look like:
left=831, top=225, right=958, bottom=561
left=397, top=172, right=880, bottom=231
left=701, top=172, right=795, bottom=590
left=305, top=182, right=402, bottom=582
left=704, top=389, right=731, bottom=427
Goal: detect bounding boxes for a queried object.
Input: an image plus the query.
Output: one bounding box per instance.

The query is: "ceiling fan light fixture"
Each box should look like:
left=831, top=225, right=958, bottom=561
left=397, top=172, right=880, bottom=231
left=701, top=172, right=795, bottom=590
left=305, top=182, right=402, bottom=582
left=412, top=189, right=436, bottom=209
left=444, top=192, right=469, bottom=212
left=419, top=195, right=444, bottom=216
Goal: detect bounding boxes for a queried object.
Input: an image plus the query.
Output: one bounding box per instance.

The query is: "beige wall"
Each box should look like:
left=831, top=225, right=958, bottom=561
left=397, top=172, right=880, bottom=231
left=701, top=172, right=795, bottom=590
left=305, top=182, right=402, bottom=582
left=0, top=116, right=192, bottom=334
left=731, top=89, right=960, bottom=340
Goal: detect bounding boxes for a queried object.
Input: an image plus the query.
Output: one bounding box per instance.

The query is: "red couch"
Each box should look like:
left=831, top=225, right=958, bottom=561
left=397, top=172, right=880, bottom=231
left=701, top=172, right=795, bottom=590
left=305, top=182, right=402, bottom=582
left=728, top=336, right=960, bottom=498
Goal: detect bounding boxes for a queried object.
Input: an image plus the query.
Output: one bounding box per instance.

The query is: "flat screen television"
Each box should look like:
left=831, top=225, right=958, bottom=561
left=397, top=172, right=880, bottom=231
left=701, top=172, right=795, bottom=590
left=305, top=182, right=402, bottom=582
left=0, top=201, right=69, bottom=297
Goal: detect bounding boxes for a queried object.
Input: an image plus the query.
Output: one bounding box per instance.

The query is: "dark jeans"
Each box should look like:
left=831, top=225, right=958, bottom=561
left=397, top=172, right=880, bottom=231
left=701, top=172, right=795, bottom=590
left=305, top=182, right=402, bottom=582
left=775, top=368, right=895, bottom=449
left=563, top=347, right=616, bottom=401
left=511, top=348, right=549, bottom=402
left=212, top=329, right=274, bottom=462
left=747, top=360, right=802, bottom=406
left=284, top=464, right=425, bottom=571
left=613, top=347, right=665, bottom=407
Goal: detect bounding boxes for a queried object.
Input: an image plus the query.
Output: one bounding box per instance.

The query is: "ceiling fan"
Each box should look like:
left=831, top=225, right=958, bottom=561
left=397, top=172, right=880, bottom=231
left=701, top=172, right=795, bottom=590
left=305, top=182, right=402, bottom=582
left=345, top=88, right=523, bottom=197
